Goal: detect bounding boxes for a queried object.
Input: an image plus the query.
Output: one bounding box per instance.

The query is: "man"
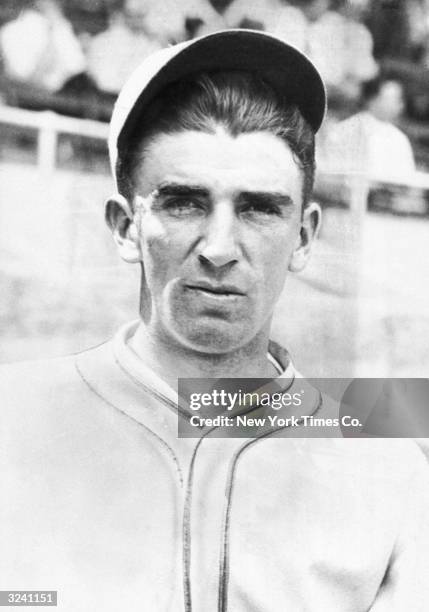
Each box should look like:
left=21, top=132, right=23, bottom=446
left=271, top=0, right=377, bottom=101
left=87, top=0, right=162, bottom=95
left=326, top=75, right=415, bottom=181
left=224, top=0, right=378, bottom=101
left=0, top=0, right=86, bottom=93
left=1, top=31, right=429, bottom=611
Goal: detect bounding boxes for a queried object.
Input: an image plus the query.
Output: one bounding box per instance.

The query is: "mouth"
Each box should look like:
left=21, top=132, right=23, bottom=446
left=185, top=281, right=246, bottom=298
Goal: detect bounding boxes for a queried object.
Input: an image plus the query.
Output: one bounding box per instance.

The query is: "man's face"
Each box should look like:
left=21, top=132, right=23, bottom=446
left=114, top=128, right=318, bottom=354
left=370, top=81, right=405, bottom=123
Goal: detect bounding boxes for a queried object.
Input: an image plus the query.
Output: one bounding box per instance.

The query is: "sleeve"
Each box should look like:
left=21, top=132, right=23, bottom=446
left=369, top=447, right=429, bottom=611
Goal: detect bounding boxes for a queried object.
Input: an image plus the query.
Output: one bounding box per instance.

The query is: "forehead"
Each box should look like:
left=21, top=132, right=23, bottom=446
left=133, top=128, right=303, bottom=201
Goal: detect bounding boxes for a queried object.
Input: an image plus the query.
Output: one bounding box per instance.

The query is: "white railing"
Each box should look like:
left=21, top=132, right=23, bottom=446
left=1, top=104, right=429, bottom=206
left=0, top=105, right=109, bottom=175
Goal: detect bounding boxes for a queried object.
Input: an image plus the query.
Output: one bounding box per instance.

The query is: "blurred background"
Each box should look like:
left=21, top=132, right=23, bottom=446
left=0, top=0, right=429, bottom=376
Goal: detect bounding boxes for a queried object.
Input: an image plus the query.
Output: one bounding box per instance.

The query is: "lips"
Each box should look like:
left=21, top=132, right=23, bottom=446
left=185, top=280, right=245, bottom=296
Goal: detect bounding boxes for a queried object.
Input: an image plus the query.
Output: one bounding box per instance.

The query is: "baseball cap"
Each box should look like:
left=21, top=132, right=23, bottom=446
left=108, top=29, right=327, bottom=181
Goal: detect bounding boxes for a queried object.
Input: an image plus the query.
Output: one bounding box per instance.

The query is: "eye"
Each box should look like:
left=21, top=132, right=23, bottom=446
left=241, top=202, right=281, bottom=217
left=163, top=197, right=206, bottom=217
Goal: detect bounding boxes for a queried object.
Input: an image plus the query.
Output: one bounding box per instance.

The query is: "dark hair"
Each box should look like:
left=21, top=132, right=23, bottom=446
left=117, top=71, right=316, bottom=208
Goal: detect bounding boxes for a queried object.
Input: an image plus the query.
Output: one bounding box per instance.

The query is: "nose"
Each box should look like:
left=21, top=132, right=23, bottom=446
left=198, top=202, right=240, bottom=269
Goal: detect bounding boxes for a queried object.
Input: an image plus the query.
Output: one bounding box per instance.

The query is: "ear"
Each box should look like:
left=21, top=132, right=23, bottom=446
left=288, top=201, right=322, bottom=273
left=105, top=193, right=142, bottom=263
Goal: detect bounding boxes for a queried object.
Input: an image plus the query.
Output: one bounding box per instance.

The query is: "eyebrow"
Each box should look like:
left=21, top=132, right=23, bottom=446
left=156, top=183, right=210, bottom=199
left=155, top=182, right=294, bottom=207
left=237, top=191, right=294, bottom=209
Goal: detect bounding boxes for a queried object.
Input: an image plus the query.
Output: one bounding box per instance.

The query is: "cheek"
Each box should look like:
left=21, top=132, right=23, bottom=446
left=261, top=259, right=289, bottom=297
left=256, top=232, right=297, bottom=299
left=139, top=216, right=194, bottom=286
left=141, top=213, right=201, bottom=256
left=139, top=211, right=168, bottom=245
left=139, top=216, right=172, bottom=282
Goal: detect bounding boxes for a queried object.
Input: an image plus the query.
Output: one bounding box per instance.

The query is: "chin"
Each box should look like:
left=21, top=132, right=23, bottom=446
left=171, top=318, right=252, bottom=355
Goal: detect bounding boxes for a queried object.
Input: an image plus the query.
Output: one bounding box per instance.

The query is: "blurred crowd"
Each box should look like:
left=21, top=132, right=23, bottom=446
left=1, top=0, right=429, bottom=176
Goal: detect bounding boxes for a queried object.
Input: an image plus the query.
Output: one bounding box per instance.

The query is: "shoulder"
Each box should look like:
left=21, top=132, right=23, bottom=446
left=288, top=438, right=429, bottom=493
left=325, top=438, right=429, bottom=499
left=0, top=355, right=79, bottom=449
left=329, top=437, right=427, bottom=470
left=288, top=383, right=429, bottom=481
left=0, top=341, right=113, bottom=424
left=337, top=111, right=369, bottom=131
left=0, top=354, right=79, bottom=395
left=0, top=355, right=81, bottom=430
left=0, top=342, right=118, bottom=456
left=388, top=123, right=413, bottom=147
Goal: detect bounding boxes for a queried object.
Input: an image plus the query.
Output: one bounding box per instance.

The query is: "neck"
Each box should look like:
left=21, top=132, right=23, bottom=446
left=127, top=321, right=279, bottom=389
